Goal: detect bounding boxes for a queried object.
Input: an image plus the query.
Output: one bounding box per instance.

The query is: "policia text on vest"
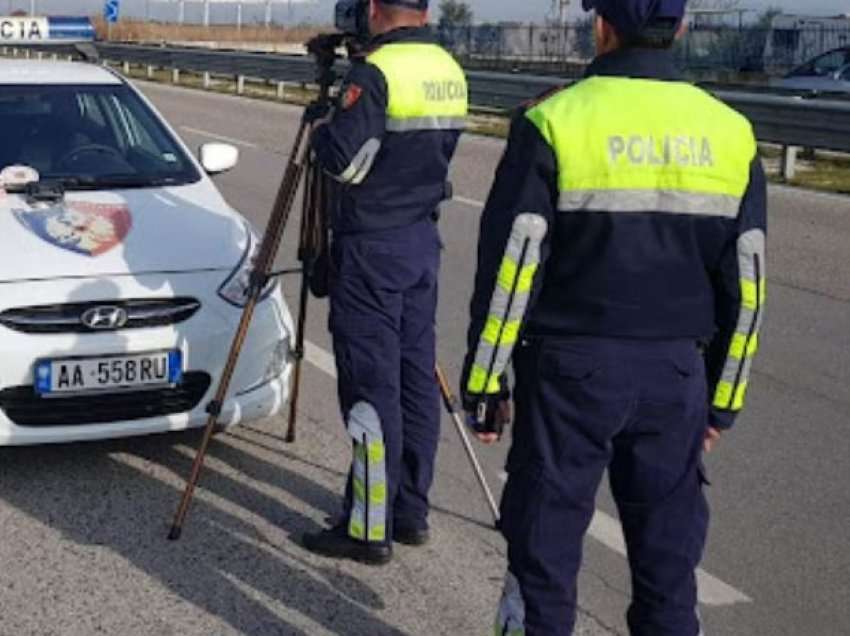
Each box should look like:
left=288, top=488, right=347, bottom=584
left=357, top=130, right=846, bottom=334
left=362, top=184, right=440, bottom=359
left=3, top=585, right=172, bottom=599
left=608, top=134, right=714, bottom=167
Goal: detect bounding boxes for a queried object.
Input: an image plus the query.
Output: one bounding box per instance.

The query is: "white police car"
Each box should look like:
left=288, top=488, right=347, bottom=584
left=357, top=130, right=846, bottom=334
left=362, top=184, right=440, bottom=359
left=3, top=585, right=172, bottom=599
left=0, top=18, right=293, bottom=444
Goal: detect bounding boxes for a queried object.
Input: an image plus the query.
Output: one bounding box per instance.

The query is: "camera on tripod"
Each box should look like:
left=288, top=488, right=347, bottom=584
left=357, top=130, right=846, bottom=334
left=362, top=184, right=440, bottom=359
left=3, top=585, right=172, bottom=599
left=305, top=0, right=369, bottom=84
left=334, top=0, right=369, bottom=40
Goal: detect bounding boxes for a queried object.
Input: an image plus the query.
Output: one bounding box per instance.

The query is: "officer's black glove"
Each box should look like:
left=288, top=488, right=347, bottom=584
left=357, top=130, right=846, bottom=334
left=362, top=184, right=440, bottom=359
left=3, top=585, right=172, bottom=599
left=304, top=101, right=333, bottom=125
left=462, top=375, right=512, bottom=441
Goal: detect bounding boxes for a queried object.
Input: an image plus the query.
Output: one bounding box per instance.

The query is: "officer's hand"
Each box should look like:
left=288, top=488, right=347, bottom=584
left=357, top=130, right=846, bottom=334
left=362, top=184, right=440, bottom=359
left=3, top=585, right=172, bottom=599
left=464, top=400, right=510, bottom=444
left=704, top=426, right=722, bottom=453
left=462, top=376, right=512, bottom=444
left=304, top=101, right=333, bottom=126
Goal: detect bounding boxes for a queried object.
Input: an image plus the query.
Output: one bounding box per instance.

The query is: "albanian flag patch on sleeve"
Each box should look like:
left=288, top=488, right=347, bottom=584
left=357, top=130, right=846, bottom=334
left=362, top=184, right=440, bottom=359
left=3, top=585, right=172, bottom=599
left=342, top=84, right=364, bottom=110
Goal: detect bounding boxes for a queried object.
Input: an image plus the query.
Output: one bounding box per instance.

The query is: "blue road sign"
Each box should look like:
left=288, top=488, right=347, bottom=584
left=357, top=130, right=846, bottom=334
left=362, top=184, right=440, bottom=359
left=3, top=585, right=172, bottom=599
left=104, top=0, right=120, bottom=24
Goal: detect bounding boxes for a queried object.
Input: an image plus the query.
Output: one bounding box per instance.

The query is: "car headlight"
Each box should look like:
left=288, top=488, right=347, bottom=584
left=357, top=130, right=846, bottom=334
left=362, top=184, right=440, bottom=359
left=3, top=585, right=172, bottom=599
left=218, top=223, right=276, bottom=307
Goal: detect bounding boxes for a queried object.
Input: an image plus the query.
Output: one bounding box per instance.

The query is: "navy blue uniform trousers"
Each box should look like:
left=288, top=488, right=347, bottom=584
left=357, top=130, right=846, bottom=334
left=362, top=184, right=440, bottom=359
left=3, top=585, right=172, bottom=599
left=329, top=218, right=442, bottom=540
left=502, top=337, right=709, bottom=635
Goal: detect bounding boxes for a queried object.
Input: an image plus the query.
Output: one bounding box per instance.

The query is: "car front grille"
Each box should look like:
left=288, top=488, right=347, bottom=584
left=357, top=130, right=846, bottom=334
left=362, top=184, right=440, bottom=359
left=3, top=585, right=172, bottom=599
left=0, top=298, right=201, bottom=334
left=0, top=372, right=212, bottom=427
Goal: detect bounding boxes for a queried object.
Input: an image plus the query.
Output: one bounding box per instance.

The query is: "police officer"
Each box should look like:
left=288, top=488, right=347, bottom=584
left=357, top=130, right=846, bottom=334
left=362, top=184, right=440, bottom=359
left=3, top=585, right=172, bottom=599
left=461, top=0, right=767, bottom=632
left=303, top=0, right=468, bottom=565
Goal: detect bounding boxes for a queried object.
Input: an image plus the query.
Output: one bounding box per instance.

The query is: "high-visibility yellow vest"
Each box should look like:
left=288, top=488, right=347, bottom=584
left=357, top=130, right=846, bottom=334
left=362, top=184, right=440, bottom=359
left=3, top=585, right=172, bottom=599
left=367, top=42, right=468, bottom=132
left=525, top=76, right=757, bottom=218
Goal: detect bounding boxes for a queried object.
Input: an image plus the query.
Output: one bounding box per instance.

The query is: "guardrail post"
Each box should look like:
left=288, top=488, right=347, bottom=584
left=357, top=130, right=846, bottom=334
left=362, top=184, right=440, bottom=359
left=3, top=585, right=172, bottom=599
left=123, top=61, right=130, bottom=74
left=277, top=81, right=286, bottom=100
left=52, top=53, right=58, bottom=61
left=237, top=74, right=245, bottom=95
left=203, top=72, right=211, bottom=88
left=782, top=145, right=799, bottom=181
left=147, top=64, right=154, bottom=79
left=36, top=51, right=43, bottom=60
left=172, top=68, right=180, bottom=85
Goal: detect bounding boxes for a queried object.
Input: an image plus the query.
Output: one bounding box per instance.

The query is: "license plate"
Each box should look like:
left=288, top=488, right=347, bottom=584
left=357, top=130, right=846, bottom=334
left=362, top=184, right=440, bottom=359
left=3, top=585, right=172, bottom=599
left=34, top=351, right=183, bottom=396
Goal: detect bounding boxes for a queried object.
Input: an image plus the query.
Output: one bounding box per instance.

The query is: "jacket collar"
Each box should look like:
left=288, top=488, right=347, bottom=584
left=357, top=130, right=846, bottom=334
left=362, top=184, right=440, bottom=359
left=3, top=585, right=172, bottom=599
left=584, top=47, right=682, bottom=82
left=368, top=26, right=435, bottom=49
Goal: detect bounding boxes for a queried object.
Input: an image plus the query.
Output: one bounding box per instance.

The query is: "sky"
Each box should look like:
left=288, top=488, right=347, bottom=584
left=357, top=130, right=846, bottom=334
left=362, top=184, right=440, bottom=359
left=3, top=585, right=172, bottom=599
left=8, top=0, right=850, bottom=24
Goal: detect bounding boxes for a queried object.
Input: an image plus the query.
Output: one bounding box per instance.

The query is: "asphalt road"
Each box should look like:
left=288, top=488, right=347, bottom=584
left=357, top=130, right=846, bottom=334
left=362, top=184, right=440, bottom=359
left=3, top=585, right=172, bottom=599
left=1, top=80, right=848, bottom=635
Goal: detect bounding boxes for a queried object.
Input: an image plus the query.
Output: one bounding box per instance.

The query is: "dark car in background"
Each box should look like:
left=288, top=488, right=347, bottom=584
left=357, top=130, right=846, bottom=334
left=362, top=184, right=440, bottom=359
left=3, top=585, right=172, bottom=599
left=774, top=47, right=850, bottom=93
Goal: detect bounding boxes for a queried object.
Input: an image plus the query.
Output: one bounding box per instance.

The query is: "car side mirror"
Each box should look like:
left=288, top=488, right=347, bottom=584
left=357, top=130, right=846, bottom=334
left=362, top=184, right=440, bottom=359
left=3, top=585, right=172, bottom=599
left=199, top=143, right=239, bottom=175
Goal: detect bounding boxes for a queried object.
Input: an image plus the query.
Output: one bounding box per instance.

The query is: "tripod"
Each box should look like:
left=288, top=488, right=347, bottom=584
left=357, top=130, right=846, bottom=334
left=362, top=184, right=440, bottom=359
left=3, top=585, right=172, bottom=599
left=168, top=37, right=340, bottom=541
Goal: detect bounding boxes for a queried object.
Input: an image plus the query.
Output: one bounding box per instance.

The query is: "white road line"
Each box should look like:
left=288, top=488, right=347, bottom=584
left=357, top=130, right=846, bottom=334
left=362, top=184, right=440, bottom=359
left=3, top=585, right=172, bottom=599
left=302, top=337, right=751, bottom=607
left=452, top=195, right=486, bottom=209
left=588, top=509, right=752, bottom=607
left=304, top=341, right=337, bottom=378
left=180, top=125, right=258, bottom=149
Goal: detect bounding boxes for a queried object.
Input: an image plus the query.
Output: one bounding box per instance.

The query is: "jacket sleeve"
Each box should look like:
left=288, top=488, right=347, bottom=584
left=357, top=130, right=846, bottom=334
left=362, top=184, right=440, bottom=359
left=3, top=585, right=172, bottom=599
left=460, top=111, right=558, bottom=400
left=705, top=157, right=768, bottom=430
left=310, top=61, right=387, bottom=185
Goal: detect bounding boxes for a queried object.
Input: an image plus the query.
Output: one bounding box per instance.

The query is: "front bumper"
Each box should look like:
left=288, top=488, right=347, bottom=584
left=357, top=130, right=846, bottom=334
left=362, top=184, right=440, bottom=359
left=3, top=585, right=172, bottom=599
left=0, top=272, right=294, bottom=445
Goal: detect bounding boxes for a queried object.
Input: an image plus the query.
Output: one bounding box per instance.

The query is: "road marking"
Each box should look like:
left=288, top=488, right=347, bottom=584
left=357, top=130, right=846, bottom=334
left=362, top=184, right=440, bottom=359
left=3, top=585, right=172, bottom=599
left=304, top=341, right=337, bottom=378
left=588, top=509, right=752, bottom=607
left=452, top=195, right=485, bottom=209
left=302, top=337, right=751, bottom=607
left=180, top=125, right=258, bottom=148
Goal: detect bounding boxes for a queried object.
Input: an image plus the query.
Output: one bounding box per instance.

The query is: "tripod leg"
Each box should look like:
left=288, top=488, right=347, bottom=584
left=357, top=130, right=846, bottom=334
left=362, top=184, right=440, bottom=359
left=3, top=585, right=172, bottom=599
left=285, top=154, right=327, bottom=444
left=435, top=365, right=500, bottom=526
left=285, top=270, right=311, bottom=443
left=168, top=118, right=312, bottom=541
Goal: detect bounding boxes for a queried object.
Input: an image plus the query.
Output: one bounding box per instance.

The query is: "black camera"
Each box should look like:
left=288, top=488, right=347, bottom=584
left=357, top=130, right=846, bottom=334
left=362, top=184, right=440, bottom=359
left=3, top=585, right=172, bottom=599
left=335, top=0, right=369, bottom=40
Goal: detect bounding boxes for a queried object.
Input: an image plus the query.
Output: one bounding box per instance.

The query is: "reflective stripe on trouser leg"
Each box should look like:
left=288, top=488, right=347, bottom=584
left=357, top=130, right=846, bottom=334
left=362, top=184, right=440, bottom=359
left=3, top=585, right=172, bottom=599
left=493, top=570, right=526, bottom=636
left=467, top=213, right=548, bottom=395
left=347, top=402, right=387, bottom=543
left=713, top=229, right=766, bottom=411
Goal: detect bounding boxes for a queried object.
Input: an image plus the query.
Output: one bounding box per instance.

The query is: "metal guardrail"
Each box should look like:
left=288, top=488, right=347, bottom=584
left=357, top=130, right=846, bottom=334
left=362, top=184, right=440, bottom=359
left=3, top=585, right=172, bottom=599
left=8, top=42, right=850, bottom=157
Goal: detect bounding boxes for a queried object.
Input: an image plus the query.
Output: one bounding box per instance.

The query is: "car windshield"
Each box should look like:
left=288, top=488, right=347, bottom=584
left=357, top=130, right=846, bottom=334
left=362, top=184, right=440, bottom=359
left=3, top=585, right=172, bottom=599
left=789, top=49, right=850, bottom=78
left=0, top=84, right=200, bottom=189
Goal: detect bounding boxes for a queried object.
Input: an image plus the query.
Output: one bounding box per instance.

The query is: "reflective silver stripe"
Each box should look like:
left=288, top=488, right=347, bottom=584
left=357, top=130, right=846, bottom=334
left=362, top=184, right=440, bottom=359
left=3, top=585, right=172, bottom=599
left=558, top=189, right=742, bottom=218
left=716, top=229, right=767, bottom=404
left=470, top=213, right=548, bottom=394
left=386, top=116, right=467, bottom=132
left=494, top=571, right=526, bottom=635
left=346, top=402, right=387, bottom=543
left=337, top=138, right=381, bottom=185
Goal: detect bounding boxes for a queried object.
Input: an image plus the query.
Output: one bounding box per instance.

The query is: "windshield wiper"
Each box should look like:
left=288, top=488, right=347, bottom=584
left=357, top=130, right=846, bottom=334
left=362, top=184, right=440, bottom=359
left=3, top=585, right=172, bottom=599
left=55, top=175, right=182, bottom=190
left=4, top=180, right=66, bottom=203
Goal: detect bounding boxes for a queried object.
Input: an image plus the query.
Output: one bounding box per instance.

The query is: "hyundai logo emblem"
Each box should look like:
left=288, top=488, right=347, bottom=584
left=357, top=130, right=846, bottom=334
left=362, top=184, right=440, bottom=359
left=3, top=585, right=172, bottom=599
left=80, top=306, right=129, bottom=330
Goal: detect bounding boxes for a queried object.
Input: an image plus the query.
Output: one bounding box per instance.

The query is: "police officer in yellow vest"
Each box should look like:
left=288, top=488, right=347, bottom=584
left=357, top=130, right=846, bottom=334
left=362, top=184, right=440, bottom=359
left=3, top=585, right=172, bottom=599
left=303, top=0, right=468, bottom=565
left=460, top=0, right=767, bottom=632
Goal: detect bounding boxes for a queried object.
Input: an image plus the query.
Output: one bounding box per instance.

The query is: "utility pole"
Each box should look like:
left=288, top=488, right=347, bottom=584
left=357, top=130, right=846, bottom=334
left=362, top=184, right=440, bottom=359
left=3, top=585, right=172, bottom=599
left=237, top=1, right=243, bottom=31
left=203, top=0, right=210, bottom=27
left=178, top=0, right=185, bottom=26
left=29, top=0, right=35, bottom=16
left=265, top=0, right=273, bottom=29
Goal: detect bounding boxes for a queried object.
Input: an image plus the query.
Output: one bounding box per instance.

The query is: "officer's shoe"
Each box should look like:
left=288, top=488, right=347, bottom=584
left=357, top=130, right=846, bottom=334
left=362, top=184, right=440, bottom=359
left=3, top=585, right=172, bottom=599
left=302, top=524, right=392, bottom=566
left=393, top=526, right=430, bottom=546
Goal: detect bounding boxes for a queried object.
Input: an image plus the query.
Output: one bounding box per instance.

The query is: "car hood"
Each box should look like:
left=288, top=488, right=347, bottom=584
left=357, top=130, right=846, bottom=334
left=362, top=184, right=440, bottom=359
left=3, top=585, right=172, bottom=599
left=0, top=181, right=249, bottom=283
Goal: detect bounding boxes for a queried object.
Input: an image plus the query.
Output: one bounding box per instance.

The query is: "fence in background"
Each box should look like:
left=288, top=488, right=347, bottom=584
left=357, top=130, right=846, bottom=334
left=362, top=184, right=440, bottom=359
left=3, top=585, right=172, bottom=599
left=437, top=24, right=850, bottom=75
